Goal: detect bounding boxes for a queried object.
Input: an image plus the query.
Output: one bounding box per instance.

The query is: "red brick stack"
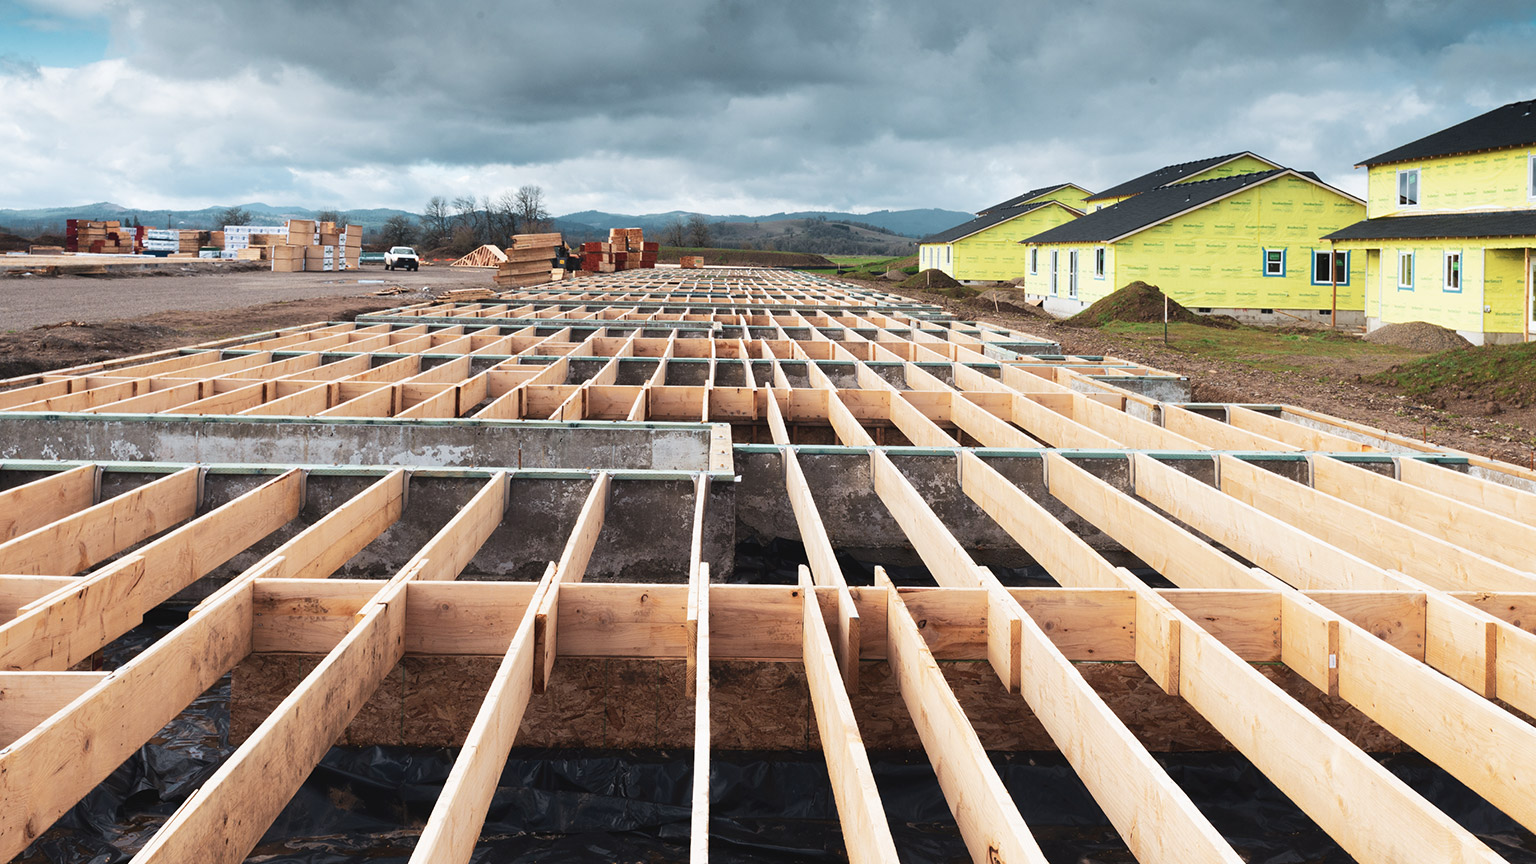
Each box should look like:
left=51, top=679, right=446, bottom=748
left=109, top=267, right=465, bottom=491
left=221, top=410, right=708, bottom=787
left=580, top=227, right=658, bottom=272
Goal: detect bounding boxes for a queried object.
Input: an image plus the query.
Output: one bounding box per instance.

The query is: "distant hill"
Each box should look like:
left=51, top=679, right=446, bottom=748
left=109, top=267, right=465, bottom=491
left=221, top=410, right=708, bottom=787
left=0, top=202, right=419, bottom=235
left=557, top=208, right=971, bottom=239
left=0, top=202, right=973, bottom=246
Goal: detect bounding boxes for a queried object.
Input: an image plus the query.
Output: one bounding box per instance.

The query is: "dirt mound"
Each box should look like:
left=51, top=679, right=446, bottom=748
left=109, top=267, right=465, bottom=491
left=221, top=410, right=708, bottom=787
left=974, top=289, right=1051, bottom=319
left=0, top=232, right=31, bottom=252
left=1363, top=321, right=1472, bottom=353
left=899, top=269, right=962, bottom=291
left=1067, top=281, right=1236, bottom=329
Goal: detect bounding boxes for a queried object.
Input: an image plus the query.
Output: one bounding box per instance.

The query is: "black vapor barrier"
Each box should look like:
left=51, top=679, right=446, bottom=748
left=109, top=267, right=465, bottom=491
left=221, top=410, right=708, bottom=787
left=17, top=604, right=1536, bottom=863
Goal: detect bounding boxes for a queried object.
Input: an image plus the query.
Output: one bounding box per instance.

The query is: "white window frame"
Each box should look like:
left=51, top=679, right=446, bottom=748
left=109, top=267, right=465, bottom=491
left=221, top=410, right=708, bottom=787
left=1398, top=168, right=1420, bottom=208
left=1049, top=249, right=1059, bottom=295
left=1443, top=250, right=1462, bottom=293
left=1529, top=154, right=1535, bottom=201
left=1263, top=248, right=1286, bottom=277
left=1398, top=250, right=1415, bottom=290
left=1311, top=250, right=1349, bottom=286
left=1093, top=246, right=1105, bottom=279
left=1068, top=250, right=1079, bottom=298
left=1029, top=247, right=1038, bottom=275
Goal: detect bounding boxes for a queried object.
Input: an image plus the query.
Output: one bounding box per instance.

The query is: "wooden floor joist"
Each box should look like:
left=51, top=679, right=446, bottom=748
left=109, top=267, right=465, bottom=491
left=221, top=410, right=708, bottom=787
left=4, top=269, right=1536, bottom=862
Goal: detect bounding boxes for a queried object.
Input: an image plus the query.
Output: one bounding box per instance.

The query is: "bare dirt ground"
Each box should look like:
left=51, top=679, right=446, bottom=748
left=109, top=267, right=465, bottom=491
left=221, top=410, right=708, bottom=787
left=0, top=260, right=493, bottom=330
left=0, top=263, right=499, bottom=379
left=884, top=283, right=1536, bottom=470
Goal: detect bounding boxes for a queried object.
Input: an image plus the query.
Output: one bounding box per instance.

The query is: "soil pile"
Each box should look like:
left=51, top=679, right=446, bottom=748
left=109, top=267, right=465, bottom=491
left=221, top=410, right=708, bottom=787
left=1067, top=281, right=1235, bottom=329
left=974, top=289, right=1051, bottom=319
left=899, top=269, right=963, bottom=291
left=0, top=232, right=31, bottom=252
left=1363, top=321, right=1472, bottom=353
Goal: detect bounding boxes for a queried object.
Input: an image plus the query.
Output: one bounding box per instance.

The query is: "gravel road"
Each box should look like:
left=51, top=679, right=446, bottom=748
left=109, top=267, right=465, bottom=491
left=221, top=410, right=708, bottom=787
left=0, top=262, right=493, bottom=330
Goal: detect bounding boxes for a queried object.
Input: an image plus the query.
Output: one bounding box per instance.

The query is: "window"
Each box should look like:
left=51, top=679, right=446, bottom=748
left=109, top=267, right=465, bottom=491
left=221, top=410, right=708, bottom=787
left=1093, top=247, right=1106, bottom=279
left=1029, top=247, right=1038, bottom=275
left=1398, top=168, right=1419, bottom=207
left=1311, top=250, right=1349, bottom=286
left=945, top=246, right=951, bottom=264
left=1263, top=248, right=1286, bottom=277
left=1444, top=251, right=1461, bottom=293
left=1049, top=250, right=1059, bottom=295
left=1529, top=154, right=1535, bottom=200
left=1398, top=250, right=1415, bottom=289
left=1068, top=250, right=1079, bottom=299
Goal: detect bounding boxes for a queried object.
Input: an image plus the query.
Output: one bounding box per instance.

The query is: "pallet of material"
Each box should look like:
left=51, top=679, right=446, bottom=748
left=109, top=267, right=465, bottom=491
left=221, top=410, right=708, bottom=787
left=680, top=256, right=705, bottom=269
left=450, top=245, right=508, bottom=268
left=580, top=228, right=657, bottom=272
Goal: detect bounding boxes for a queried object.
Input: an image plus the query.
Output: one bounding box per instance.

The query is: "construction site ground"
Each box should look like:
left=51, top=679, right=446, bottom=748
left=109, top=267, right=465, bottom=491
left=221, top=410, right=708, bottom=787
left=1, top=265, right=1531, bottom=468
left=0, top=264, right=495, bottom=378
left=883, top=281, right=1536, bottom=468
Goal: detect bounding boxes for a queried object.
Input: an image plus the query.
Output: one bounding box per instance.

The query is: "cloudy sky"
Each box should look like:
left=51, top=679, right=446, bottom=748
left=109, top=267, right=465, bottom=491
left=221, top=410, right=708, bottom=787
left=1, top=0, right=1533, bottom=217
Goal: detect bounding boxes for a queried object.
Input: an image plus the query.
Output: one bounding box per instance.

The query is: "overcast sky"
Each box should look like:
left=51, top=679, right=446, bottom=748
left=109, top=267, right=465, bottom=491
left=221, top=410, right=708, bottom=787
left=1, top=0, right=1533, bottom=217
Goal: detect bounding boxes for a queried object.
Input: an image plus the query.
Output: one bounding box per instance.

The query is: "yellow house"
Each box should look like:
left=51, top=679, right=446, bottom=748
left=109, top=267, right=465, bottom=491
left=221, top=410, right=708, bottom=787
left=918, top=183, right=1087, bottom=280
left=1082, top=152, right=1283, bottom=210
left=1324, top=98, right=1536, bottom=345
left=1021, top=169, right=1367, bottom=322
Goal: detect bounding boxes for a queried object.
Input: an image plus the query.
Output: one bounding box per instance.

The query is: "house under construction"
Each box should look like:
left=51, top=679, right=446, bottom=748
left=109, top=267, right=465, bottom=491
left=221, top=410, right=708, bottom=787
left=2, top=268, right=1536, bottom=863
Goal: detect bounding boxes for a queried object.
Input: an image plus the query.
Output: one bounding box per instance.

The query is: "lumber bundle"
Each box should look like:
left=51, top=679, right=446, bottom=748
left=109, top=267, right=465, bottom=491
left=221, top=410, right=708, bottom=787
left=494, top=233, right=565, bottom=288
left=65, top=220, right=142, bottom=254
left=580, top=228, right=658, bottom=273
left=439, top=287, right=497, bottom=301
left=451, top=245, right=509, bottom=269
left=263, top=219, right=364, bottom=272
left=680, top=256, right=705, bottom=269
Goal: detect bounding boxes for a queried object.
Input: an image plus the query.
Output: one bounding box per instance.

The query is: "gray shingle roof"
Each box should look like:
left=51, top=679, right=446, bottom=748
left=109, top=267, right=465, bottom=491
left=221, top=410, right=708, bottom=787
left=1360, top=99, right=1536, bottom=166
left=1022, top=170, right=1291, bottom=244
left=1323, top=209, right=1536, bottom=241
left=977, top=183, right=1083, bottom=216
left=920, top=202, right=1053, bottom=244
left=1084, top=152, right=1278, bottom=202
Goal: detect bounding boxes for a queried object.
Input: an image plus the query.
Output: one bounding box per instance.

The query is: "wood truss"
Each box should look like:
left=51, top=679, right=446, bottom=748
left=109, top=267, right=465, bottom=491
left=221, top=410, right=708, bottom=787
left=2, top=269, right=1535, bottom=862
left=449, top=244, right=508, bottom=268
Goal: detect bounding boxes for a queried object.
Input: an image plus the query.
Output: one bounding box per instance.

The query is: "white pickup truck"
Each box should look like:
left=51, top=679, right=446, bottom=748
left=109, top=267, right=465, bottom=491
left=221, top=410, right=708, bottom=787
left=384, top=246, right=420, bottom=271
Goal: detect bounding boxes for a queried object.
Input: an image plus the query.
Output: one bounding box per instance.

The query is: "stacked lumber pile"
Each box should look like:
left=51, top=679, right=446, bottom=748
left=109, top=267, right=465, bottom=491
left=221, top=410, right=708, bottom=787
left=680, top=256, right=705, bottom=269
left=65, top=220, right=142, bottom=254
left=494, top=233, right=564, bottom=288
left=266, top=219, right=363, bottom=272
left=579, top=227, right=658, bottom=272
left=223, top=225, right=288, bottom=251
left=451, top=245, right=508, bottom=268
left=439, top=287, right=497, bottom=301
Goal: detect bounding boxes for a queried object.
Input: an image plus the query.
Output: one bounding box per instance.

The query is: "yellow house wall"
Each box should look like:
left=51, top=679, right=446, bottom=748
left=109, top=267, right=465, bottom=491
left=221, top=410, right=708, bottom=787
left=948, top=206, right=1079, bottom=281
left=1106, top=175, right=1367, bottom=310
left=1172, top=154, right=1280, bottom=185
left=1342, top=239, right=1534, bottom=336
left=1029, top=186, right=1091, bottom=211
left=918, top=243, right=956, bottom=277
left=1366, top=147, right=1536, bottom=218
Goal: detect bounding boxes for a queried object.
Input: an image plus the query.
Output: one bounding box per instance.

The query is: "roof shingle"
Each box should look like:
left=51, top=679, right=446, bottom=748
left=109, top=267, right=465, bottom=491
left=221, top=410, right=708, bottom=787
left=1360, top=99, right=1536, bottom=166
left=1022, top=170, right=1292, bottom=244
left=1083, top=152, right=1276, bottom=202
left=920, top=201, right=1054, bottom=244
left=1323, top=209, right=1536, bottom=241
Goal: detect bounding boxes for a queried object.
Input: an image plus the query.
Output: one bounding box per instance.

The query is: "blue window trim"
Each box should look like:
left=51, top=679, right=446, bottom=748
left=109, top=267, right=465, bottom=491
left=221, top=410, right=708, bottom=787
left=1443, top=250, right=1463, bottom=294
left=1262, top=248, right=1286, bottom=277
left=1093, top=246, right=1105, bottom=279
left=1397, top=250, right=1415, bottom=291
left=1310, top=249, right=1350, bottom=287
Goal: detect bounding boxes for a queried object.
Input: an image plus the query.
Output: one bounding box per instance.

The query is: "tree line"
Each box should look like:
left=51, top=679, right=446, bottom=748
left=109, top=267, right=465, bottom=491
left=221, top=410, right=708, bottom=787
left=377, top=186, right=550, bottom=252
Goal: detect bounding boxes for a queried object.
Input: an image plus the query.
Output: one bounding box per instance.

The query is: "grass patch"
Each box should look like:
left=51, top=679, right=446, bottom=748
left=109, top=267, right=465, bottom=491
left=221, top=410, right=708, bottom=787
left=1370, top=341, right=1536, bottom=404
left=1102, top=321, right=1422, bottom=375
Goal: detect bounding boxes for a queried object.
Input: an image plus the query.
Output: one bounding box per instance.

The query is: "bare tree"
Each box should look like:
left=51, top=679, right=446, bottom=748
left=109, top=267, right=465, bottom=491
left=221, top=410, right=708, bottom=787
left=421, top=196, right=451, bottom=245
left=314, top=208, right=345, bottom=227
left=514, top=185, right=550, bottom=234
left=489, top=191, right=520, bottom=243
left=214, top=206, right=252, bottom=229
left=662, top=218, right=687, bottom=247
left=685, top=214, right=711, bottom=248
left=379, top=214, right=417, bottom=248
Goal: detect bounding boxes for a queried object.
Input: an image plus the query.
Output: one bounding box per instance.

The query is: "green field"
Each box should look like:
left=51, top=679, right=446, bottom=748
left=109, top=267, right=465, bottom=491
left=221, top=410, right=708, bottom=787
left=1093, top=321, right=1421, bottom=377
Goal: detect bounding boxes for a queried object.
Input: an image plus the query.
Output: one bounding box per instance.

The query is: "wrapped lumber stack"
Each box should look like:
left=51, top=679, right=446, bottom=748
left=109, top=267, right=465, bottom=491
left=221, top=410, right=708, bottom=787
left=680, top=256, right=705, bottom=269
left=264, top=219, right=364, bottom=272
left=223, top=225, right=288, bottom=251
left=494, top=233, right=564, bottom=288
left=579, top=227, right=658, bottom=272
left=65, top=220, right=142, bottom=254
